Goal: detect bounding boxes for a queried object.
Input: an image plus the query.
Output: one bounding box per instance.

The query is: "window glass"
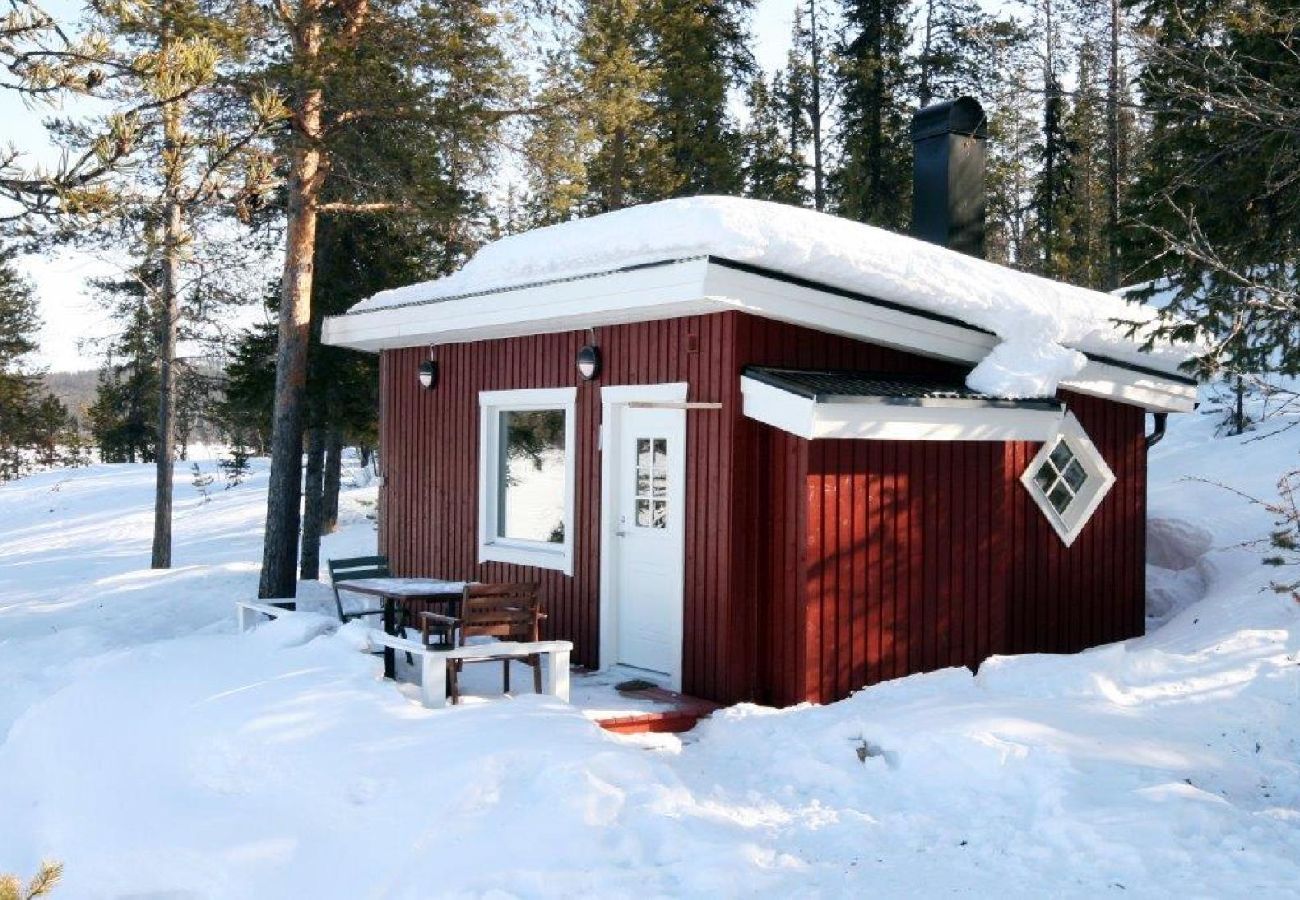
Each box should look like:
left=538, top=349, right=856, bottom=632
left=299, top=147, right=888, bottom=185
left=498, top=409, right=566, bottom=543
left=633, top=437, right=668, bottom=529
left=1030, top=438, right=1088, bottom=517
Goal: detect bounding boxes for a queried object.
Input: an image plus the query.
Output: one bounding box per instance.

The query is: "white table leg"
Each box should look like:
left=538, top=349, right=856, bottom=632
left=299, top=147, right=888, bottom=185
left=422, top=653, right=447, bottom=709
left=546, top=650, right=571, bottom=702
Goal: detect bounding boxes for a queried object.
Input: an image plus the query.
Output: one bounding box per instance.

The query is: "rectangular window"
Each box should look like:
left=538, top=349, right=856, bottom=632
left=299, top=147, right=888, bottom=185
left=479, top=388, right=577, bottom=573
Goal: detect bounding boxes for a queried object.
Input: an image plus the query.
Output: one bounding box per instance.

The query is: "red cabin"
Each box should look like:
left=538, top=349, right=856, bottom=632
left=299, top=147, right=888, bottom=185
left=323, top=103, right=1196, bottom=707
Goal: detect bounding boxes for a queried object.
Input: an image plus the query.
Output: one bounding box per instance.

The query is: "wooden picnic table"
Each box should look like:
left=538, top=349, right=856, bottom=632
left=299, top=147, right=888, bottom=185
left=334, top=577, right=468, bottom=678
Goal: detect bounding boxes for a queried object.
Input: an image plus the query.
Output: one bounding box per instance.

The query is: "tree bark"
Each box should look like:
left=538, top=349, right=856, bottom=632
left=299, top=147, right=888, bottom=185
left=1105, top=0, right=1122, bottom=290
left=300, top=427, right=325, bottom=580
left=259, top=4, right=325, bottom=599
left=322, top=426, right=342, bottom=534
left=808, top=0, right=825, bottom=211
left=151, top=54, right=184, bottom=571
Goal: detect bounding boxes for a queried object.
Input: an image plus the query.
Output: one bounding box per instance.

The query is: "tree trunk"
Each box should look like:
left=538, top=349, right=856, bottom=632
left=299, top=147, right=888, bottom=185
left=1105, top=0, right=1121, bottom=290
left=151, top=77, right=185, bottom=570
left=322, top=427, right=342, bottom=534
left=300, top=427, right=325, bottom=580
left=1042, top=0, right=1060, bottom=274
left=809, top=0, right=825, bottom=211
left=259, top=10, right=325, bottom=600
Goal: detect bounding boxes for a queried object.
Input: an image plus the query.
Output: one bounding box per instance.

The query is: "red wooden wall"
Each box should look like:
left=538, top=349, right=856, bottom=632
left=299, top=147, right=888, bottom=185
left=747, top=390, right=1148, bottom=706
left=377, top=310, right=1148, bottom=706
left=380, top=313, right=746, bottom=701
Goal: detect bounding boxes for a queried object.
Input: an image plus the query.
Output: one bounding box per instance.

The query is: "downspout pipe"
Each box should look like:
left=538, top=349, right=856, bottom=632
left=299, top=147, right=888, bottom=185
left=1145, top=412, right=1168, bottom=448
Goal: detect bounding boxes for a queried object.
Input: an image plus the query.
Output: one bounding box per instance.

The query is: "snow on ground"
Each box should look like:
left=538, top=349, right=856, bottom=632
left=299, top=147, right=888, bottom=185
left=349, top=196, right=1198, bottom=397
left=2, top=401, right=1299, bottom=897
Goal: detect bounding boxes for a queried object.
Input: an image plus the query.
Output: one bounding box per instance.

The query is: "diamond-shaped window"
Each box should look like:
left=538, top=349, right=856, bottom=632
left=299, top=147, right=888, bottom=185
left=1020, top=413, right=1117, bottom=547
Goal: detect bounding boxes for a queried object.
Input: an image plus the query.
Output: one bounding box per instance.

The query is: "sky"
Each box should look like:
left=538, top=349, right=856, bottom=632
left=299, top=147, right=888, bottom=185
left=11, top=0, right=798, bottom=372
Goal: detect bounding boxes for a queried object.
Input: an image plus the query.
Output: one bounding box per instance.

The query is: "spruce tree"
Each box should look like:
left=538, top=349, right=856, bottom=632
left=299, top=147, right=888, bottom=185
left=0, top=245, right=67, bottom=482
left=1124, top=0, right=1299, bottom=377
left=916, top=0, right=988, bottom=106
left=578, top=0, right=668, bottom=211
left=833, top=0, right=912, bottom=227
left=645, top=0, right=754, bottom=197
left=1058, top=38, right=1107, bottom=288
left=983, top=17, right=1039, bottom=267
left=1026, top=0, right=1071, bottom=276
left=785, top=0, right=833, bottom=210
left=88, top=281, right=161, bottom=464
left=741, top=72, right=809, bottom=205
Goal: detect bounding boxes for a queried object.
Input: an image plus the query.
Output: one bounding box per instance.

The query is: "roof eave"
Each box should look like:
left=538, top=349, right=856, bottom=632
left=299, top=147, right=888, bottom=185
left=321, top=255, right=1198, bottom=413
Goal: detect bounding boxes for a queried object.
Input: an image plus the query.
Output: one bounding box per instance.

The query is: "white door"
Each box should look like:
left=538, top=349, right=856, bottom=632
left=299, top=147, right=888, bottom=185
left=611, top=404, right=685, bottom=677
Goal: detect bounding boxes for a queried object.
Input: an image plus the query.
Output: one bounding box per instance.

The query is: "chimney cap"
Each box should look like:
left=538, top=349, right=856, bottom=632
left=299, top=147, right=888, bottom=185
left=910, top=97, right=987, bottom=142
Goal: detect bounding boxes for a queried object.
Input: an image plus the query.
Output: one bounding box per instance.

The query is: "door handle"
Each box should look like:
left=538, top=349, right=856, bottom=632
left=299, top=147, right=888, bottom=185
left=615, top=529, right=628, bottom=537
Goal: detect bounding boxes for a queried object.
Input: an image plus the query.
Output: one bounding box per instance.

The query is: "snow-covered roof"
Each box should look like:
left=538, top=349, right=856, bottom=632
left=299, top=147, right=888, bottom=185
left=338, top=196, right=1200, bottom=400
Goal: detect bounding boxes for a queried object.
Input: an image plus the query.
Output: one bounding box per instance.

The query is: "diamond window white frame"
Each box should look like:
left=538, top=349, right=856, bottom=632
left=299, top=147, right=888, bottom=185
left=1020, top=412, right=1115, bottom=547
left=478, top=387, right=578, bottom=574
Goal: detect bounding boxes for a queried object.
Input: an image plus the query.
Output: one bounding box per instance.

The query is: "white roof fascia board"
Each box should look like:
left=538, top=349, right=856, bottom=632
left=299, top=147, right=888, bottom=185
left=702, top=263, right=997, bottom=366
left=323, top=256, right=1196, bottom=413
left=321, top=257, right=715, bottom=351
left=740, top=375, right=1065, bottom=442
left=1060, top=360, right=1197, bottom=413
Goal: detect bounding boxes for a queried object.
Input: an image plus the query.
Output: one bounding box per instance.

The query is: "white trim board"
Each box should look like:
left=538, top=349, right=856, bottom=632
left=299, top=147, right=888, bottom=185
left=740, top=375, right=1065, bottom=442
left=1019, top=412, right=1117, bottom=547
left=598, top=382, right=688, bottom=691
left=323, top=257, right=1196, bottom=413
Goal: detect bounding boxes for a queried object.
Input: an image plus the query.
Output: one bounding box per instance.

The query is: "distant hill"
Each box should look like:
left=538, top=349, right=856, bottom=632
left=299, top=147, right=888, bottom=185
left=42, top=370, right=99, bottom=429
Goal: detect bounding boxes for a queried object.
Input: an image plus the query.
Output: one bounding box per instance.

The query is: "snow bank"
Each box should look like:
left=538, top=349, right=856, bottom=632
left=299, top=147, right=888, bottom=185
left=2, top=395, right=1299, bottom=895
left=351, top=196, right=1194, bottom=397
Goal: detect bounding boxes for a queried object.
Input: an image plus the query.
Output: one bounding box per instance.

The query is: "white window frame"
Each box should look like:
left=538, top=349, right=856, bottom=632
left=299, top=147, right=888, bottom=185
left=478, top=387, right=578, bottom=574
left=1020, top=411, right=1116, bottom=547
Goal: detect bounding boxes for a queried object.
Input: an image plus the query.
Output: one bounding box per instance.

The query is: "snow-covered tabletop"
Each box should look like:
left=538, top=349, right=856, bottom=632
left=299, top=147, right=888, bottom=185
left=334, top=577, right=467, bottom=598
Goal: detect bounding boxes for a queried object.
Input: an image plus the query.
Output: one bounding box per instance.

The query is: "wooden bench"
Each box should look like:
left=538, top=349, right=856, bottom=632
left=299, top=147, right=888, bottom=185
left=235, top=600, right=572, bottom=710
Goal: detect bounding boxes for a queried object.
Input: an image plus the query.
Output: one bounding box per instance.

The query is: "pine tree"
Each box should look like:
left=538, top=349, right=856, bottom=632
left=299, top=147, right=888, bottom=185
left=741, top=72, right=808, bottom=205
left=523, top=54, right=592, bottom=225
left=916, top=0, right=988, bottom=106
left=1058, top=38, right=1107, bottom=288
left=219, top=441, right=252, bottom=487
left=833, top=0, right=913, bottom=227
left=578, top=0, right=669, bottom=211
left=645, top=0, right=755, bottom=197
left=983, top=17, right=1039, bottom=267
left=1026, top=0, right=1071, bottom=276
left=2, top=0, right=281, bottom=567
left=0, top=245, right=69, bottom=482
left=88, top=283, right=161, bottom=464
left=785, top=0, right=833, bottom=210
left=253, top=0, right=517, bottom=599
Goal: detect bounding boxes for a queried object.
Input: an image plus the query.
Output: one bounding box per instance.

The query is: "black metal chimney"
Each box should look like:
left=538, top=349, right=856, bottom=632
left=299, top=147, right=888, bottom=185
left=910, top=97, right=987, bottom=258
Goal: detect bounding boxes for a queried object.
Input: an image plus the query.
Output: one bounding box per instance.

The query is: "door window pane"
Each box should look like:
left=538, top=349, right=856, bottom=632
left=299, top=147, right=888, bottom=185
left=498, top=409, right=566, bottom=543
left=633, top=436, right=668, bottom=529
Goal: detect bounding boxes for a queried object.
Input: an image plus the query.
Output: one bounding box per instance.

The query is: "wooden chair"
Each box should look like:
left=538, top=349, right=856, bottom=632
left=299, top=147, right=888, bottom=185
left=327, top=555, right=391, bottom=623
left=419, top=583, right=546, bottom=705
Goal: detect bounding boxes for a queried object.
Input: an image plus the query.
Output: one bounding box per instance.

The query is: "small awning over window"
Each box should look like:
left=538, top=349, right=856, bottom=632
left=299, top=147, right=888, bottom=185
left=740, top=367, right=1065, bottom=442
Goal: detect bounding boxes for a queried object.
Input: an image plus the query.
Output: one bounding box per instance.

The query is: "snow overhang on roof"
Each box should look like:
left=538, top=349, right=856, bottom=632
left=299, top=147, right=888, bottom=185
left=321, top=196, right=1201, bottom=413
left=740, top=367, right=1066, bottom=442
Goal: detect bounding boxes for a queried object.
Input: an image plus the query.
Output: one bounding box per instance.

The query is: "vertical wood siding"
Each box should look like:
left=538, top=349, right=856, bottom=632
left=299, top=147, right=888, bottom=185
left=378, top=309, right=1148, bottom=707
left=379, top=313, right=742, bottom=701
left=753, top=388, right=1148, bottom=706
